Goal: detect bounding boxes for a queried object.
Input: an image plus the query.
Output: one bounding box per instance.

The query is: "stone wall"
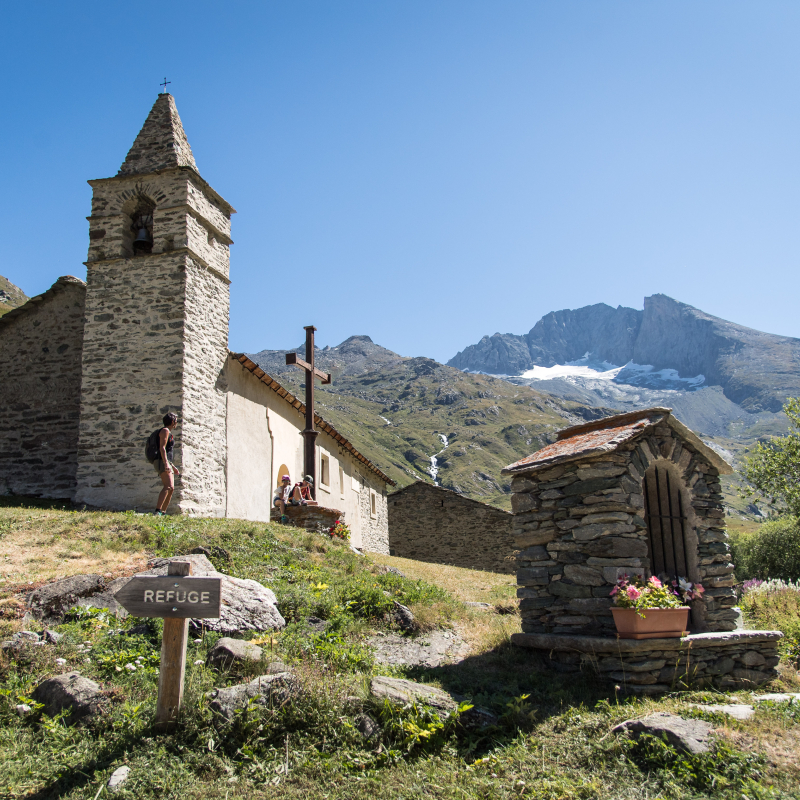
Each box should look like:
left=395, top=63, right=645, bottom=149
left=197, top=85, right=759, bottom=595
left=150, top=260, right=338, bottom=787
left=512, top=630, right=782, bottom=693
left=74, top=252, right=188, bottom=511
left=270, top=504, right=343, bottom=531
left=389, top=482, right=514, bottom=573
left=0, top=277, right=86, bottom=498
left=512, top=423, right=738, bottom=635
left=359, top=469, right=390, bottom=555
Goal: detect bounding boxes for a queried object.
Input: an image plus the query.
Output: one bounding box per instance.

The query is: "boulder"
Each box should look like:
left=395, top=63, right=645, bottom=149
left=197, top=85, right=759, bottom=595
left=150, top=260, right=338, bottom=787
left=1, top=631, right=42, bottom=654
left=460, top=706, right=500, bottom=730
left=209, top=673, right=294, bottom=723
left=26, top=575, right=106, bottom=622
left=370, top=676, right=457, bottom=712
left=612, top=712, right=713, bottom=755
left=129, top=555, right=285, bottom=633
left=355, top=713, right=381, bottom=742
left=206, top=637, right=263, bottom=669
left=32, top=672, right=105, bottom=723
left=391, top=602, right=416, bottom=632
left=689, top=703, right=755, bottom=721
left=107, top=766, right=131, bottom=792
left=376, top=565, right=406, bottom=578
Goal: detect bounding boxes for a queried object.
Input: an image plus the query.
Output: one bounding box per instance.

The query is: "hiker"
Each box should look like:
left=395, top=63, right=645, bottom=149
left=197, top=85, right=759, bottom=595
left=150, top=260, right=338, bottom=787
left=291, top=475, right=316, bottom=506
left=152, top=412, right=180, bottom=515
left=273, top=474, right=292, bottom=521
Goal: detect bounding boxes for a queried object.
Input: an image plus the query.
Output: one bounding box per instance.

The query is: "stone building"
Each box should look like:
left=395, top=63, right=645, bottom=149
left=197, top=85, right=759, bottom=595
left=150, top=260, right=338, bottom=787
left=504, top=407, right=782, bottom=690
left=0, top=93, right=393, bottom=553
left=388, top=482, right=513, bottom=573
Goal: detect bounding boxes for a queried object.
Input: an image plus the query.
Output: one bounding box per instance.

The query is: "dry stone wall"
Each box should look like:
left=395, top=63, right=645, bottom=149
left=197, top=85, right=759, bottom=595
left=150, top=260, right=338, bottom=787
left=513, top=423, right=737, bottom=635
left=389, top=483, right=514, bottom=573
left=0, top=277, right=86, bottom=498
left=513, top=630, right=781, bottom=693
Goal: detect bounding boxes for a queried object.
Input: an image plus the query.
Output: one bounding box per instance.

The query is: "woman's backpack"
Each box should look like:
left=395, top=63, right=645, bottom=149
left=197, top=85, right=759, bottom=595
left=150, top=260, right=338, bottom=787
left=145, top=429, right=162, bottom=462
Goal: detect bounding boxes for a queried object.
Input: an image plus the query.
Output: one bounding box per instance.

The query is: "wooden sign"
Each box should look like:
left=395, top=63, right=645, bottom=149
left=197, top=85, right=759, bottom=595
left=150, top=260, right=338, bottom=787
left=114, top=576, right=222, bottom=619
left=113, top=561, right=222, bottom=729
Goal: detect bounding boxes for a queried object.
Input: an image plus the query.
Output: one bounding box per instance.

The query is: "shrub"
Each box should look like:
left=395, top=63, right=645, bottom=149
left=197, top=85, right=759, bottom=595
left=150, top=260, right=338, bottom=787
left=740, top=579, right=800, bottom=666
left=730, top=516, right=800, bottom=582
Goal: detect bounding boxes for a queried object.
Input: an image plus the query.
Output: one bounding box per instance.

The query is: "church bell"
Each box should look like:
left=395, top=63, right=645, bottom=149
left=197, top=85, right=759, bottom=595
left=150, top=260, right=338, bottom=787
left=134, top=225, right=153, bottom=246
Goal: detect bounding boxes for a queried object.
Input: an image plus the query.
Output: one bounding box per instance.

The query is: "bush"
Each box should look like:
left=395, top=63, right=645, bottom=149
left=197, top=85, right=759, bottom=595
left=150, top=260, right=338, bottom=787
left=730, top=516, right=800, bottom=582
left=740, top=579, right=800, bottom=666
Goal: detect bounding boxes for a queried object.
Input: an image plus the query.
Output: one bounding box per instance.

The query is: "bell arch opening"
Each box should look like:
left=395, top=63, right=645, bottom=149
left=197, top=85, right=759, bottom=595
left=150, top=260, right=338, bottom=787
left=642, top=461, right=695, bottom=583
left=121, top=196, right=156, bottom=257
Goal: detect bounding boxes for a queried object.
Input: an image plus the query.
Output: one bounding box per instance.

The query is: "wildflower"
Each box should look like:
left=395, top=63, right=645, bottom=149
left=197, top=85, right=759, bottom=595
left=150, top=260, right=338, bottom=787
left=55, top=658, right=67, bottom=665
left=193, top=638, right=202, bottom=644
left=194, top=659, right=204, bottom=665
left=124, top=663, right=136, bottom=671
left=116, top=666, right=123, bottom=672
left=626, top=586, right=641, bottom=600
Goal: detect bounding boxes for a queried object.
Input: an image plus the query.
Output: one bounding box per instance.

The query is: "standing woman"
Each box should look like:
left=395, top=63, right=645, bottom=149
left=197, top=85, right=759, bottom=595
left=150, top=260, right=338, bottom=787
left=154, top=412, right=180, bottom=515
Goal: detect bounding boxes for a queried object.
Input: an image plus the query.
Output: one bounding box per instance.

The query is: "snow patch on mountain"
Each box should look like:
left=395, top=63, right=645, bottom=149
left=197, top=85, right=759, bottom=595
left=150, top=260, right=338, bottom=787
left=513, top=353, right=705, bottom=392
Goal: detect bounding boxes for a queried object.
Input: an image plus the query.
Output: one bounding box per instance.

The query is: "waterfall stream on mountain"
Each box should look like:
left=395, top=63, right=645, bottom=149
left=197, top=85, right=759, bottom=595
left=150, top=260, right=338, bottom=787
left=428, top=433, right=449, bottom=485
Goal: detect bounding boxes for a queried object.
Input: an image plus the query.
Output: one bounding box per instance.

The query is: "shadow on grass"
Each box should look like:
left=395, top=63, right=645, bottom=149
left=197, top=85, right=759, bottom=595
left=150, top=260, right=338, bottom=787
left=402, top=637, right=615, bottom=720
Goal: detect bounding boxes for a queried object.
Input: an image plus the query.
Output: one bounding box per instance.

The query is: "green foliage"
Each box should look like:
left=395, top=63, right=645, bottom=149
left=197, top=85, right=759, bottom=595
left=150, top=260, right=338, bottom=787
left=740, top=579, right=800, bottom=665
left=376, top=698, right=468, bottom=755
left=741, top=397, right=800, bottom=516
left=623, top=733, right=767, bottom=795
left=731, top=516, right=800, bottom=582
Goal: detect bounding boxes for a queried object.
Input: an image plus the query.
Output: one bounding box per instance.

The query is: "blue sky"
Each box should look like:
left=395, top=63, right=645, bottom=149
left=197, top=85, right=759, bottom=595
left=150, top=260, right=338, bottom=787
left=3, top=2, right=800, bottom=363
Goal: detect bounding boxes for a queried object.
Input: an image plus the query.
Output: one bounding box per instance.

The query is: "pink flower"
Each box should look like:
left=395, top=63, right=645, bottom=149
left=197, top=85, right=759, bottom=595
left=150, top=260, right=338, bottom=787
left=626, top=586, right=641, bottom=600
left=609, top=587, right=618, bottom=596
left=649, top=576, right=662, bottom=588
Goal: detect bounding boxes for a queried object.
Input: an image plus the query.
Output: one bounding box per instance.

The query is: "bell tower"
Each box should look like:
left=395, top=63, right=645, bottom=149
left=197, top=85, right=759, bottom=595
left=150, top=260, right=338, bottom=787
left=74, top=93, right=235, bottom=514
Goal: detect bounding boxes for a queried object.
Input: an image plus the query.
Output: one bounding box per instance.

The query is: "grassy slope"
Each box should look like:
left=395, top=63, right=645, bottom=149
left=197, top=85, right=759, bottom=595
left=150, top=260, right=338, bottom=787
left=1, top=501, right=799, bottom=799
left=275, top=359, right=604, bottom=510
left=0, top=275, right=28, bottom=319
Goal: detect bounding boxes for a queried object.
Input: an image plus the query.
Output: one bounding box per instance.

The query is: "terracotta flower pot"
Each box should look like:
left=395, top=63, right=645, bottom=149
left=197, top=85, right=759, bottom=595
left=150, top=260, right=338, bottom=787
left=611, top=606, right=690, bottom=639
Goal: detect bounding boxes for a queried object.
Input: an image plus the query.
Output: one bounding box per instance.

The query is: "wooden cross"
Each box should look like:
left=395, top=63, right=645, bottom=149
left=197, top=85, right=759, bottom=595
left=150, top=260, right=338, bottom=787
left=160, top=78, right=171, bottom=93
left=114, top=561, right=221, bottom=729
left=286, top=325, right=331, bottom=498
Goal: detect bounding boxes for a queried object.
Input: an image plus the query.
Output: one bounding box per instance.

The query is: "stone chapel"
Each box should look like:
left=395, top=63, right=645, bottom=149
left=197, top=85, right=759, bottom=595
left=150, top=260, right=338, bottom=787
left=0, top=93, right=393, bottom=553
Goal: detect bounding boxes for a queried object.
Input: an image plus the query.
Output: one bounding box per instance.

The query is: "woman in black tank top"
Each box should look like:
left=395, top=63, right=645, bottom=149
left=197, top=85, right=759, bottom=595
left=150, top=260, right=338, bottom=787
left=155, top=412, right=180, bottom=515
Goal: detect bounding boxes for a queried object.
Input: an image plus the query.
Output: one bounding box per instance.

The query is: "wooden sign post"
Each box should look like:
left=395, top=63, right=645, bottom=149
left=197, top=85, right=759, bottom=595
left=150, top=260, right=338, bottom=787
left=114, top=561, right=222, bottom=729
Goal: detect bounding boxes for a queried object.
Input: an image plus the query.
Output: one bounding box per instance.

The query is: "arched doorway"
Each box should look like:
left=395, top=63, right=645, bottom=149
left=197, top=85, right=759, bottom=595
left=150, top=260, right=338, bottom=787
left=642, top=463, right=690, bottom=581
left=276, top=464, right=290, bottom=488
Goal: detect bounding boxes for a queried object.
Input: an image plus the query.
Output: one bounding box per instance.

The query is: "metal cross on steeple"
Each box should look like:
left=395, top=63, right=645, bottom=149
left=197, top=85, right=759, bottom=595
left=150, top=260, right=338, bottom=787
left=160, top=78, right=171, bottom=94
left=286, top=326, right=332, bottom=499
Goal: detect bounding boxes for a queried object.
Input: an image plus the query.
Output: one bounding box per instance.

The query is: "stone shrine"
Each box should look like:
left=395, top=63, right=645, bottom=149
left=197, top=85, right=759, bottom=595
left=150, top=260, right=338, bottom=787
left=504, top=407, right=781, bottom=691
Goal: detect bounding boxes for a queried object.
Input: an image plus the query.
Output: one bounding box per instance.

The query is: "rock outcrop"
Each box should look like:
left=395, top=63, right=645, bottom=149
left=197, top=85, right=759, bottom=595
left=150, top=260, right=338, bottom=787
left=448, top=294, right=800, bottom=413
left=32, top=672, right=105, bottom=723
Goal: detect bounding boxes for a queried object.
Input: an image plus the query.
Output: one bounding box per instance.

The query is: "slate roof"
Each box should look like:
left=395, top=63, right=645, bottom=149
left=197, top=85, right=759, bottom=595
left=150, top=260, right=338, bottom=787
left=118, top=93, right=198, bottom=177
left=231, top=353, right=396, bottom=486
left=502, top=407, right=732, bottom=475
left=388, top=480, right=511, bottom=514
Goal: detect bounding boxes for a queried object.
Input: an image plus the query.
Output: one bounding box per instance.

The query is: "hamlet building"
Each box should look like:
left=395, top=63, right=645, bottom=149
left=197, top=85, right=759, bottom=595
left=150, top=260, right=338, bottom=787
left=0, top=93, right=393, bottom=553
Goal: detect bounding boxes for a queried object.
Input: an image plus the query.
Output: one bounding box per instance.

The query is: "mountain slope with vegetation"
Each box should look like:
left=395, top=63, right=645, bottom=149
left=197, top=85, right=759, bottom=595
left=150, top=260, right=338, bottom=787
left=0, top=275, right=27, bottom=319
left=249, top=338, right=608, bottom=510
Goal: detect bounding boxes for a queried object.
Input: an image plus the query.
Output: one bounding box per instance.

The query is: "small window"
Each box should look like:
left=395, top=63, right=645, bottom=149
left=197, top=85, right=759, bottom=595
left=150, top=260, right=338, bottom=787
left=370, top=489, right=377, bottom=519
left=352, top=474, right=361, bottom=493
left=320, top=454, right=330, bottom=489
left=339, top=465, right=345, bottom=498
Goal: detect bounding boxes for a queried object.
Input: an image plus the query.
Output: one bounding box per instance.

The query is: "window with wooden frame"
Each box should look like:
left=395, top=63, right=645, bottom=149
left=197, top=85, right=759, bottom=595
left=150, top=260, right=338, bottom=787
left=339, top=465, right=345, bottom=498
left=643, top=464, right=690, bottom=582
left=370, top=489, right=377, bottom=519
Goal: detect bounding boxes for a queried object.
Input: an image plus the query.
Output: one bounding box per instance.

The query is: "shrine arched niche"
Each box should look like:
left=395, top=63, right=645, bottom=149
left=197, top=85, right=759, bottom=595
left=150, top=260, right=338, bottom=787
left=642, top=459, right=700, bottom=587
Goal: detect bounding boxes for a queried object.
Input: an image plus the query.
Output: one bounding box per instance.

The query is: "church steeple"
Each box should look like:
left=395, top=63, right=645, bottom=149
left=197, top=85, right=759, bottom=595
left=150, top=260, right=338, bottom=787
left=117, top=93, right=198, bottom=177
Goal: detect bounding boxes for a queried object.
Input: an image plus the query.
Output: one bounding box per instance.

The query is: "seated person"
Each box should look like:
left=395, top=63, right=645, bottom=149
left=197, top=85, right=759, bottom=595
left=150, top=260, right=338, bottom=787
left=273, top=474, right=292, bottom=521
left=291, top=475, right=317, bottom=506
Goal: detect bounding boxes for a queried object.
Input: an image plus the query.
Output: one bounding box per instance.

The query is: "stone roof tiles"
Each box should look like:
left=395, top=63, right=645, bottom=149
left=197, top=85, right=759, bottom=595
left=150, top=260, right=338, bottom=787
left=118, top=94, right=198, bottom=177
left=230, top=353, right=396, bottom=486
left=502, top=406, right=732, bottom=475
